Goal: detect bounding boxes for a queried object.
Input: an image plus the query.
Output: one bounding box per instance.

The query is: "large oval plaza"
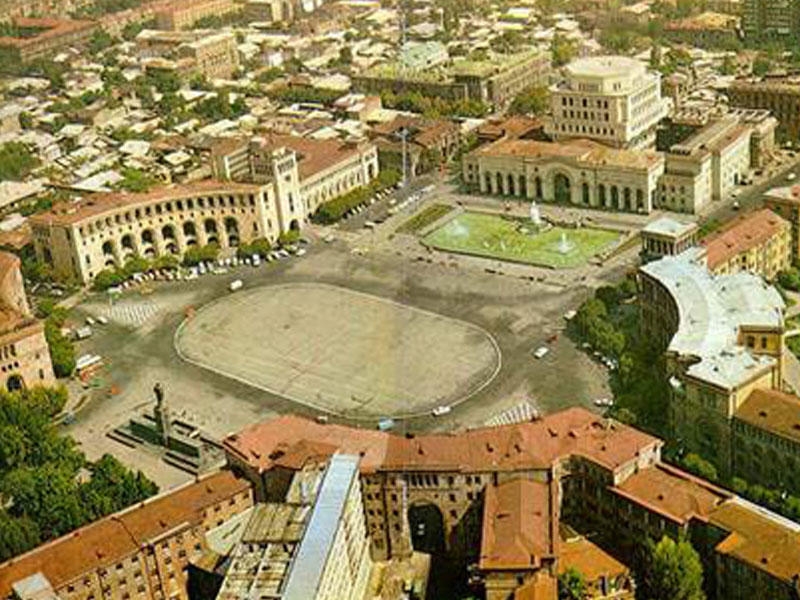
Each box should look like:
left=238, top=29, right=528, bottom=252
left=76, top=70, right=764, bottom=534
left=175, top=283, right=502, bottom=418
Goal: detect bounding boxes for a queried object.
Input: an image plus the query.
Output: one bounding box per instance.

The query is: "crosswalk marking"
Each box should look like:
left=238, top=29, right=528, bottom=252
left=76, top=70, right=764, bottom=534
left=485, top=401, right=539, bottom=427
left=99, top=300, right=161, bottom=329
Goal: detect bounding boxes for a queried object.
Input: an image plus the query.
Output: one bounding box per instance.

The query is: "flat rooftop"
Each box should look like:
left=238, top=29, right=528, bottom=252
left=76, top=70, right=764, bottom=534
left=640, top=249, right=784, bottom=389
left=565, top=55, right=646, bottom=80
left=642, top=217, right=698, bottom=239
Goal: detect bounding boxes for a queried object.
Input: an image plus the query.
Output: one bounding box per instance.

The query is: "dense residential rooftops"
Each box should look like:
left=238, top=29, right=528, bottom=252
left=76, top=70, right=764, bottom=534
left=28, top=181, right=265, bottom=227
left=640, top=249, right=784, bottom=388
left=468, top=138, right=664, bottom=170
left=665, top=11, right=740, bottom=32
left=224, top=407, right=661, bottom=476
left=701, top=208, right=789, bottom=270
left=734, top=388, right=800, bottom=443
left=0, top=471, right=251, bottom=598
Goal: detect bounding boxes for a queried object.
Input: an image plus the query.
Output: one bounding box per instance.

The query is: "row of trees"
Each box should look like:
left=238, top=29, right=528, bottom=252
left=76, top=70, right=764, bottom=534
left=0, top=388, right=158, bottom=560
left=92, top=254, right=181, bottom=291
left=313, top=169, right=401, bottom=224
left=379, top=91, right=489, bottom=119
left=39, top=304, right=76, bottom=378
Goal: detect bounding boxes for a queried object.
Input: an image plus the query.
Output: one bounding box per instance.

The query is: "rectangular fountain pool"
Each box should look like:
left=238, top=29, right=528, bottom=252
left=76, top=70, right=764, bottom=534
left=423, top=212, right=621, bottom=269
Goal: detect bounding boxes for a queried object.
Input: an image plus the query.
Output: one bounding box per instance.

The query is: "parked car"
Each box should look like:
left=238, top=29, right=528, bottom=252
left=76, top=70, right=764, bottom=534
left=533, top=346, right=550, bottom=359
left=432, top=405, right=452, bottom=417
left=229, top=279, right=243, bottom=292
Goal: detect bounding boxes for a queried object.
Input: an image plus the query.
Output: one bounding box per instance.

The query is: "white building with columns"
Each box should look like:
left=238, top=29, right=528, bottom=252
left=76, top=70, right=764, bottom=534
left=462, top=138, right=665, bottom=213
left=544, top=55, right=669, bottom=150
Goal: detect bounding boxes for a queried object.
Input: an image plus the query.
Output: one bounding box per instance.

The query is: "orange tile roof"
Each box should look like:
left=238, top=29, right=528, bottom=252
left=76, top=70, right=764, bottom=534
left=734, top=388, right=800, bottom=443
left=0, top=471, right=251, bottom=597
left=253, top=136, right=367, bottom=182
left=613, top=463, right=729, bottom=524
left=477, top=116, right=543, bottom=141
left=701, top=208, right=789, bottom=269
left=513, top=571, right=558, bottom=600
left=371, top=116, right=458, bottom=149
left=558, top=536, right=628, bottom=582
left=28, top=181, right=264, bottom=227
left=479, top=479, right=556, bottom=571
left=224, top=408, right=660, bottom=476
left=710, top=501, right=800, bottom=582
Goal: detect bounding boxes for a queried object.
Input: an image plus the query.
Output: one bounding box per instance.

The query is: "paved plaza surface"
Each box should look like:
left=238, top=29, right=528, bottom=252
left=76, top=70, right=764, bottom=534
left=175, top=283, right=501, bottom=418
left=64, top=184, right=633, bottom=489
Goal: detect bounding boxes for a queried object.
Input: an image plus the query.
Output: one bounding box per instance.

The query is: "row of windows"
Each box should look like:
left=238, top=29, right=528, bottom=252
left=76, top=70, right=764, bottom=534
left=77, top=194, right=258, bottom=238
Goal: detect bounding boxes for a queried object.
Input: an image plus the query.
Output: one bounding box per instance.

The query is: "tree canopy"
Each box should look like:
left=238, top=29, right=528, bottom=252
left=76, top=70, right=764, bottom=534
left=0, top=389, right=158, bottom=560
left=0, top=142, right=39, bottom=181
left=641, top=536, right=705, bottom=600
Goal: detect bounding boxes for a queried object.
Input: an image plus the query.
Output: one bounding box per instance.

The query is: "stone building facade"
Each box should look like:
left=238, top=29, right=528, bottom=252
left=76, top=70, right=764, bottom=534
left=224, top=410, right=800, bottom=600
left=0, top=471, right=254, bottom=600
left=544, top=56, right=669, bottom=150
left=29, top=181, right=296, bottom=284
left=701, top=208, right=791, bottom=281
left=728, top=77, right=800, bottom=140
left=462, top=138, right=665, bottom=214
left=0, top=252, right=54, bottom=391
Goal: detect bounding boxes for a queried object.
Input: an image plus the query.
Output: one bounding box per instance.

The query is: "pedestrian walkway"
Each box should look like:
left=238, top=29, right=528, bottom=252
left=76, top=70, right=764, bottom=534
left=101, top=299, right=161, bottom=329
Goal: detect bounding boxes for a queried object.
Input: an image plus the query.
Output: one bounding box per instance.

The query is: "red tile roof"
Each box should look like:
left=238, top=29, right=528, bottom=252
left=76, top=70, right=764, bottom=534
left=224, top=408, right=661, bottom=476
left=701, top=208, right=789, bottom=269
left=613, top=463, right=729, bottom=524
left=734, top=388, right=800, bottom=443
left=0, top=471, right=251, bottom=597
left=479, top=479, right=556, bottom=571
left=28, top=181, right=264, bottom=227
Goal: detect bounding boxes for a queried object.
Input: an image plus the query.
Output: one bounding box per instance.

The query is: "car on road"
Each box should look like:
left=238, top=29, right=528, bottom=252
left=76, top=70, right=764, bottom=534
left=593, top=397, right=614, bottom=408
left=533, top=346, right=550, bottom=359
left=432, top=405, right=452, bottom=417
left=229, top=279, right=243, bottom=292
left=96, top=316, right=108, bottom=325
left=788, top=173, right=797, bottom=182
left=733, top=200, right=740, bottom=211
left=85, top=317, right=95, bottom=326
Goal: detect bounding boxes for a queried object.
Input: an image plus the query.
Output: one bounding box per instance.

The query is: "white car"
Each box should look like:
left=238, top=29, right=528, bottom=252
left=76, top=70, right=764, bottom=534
left=96, top=316, right=109, bottom=325
left=85, top=316, right=95, bottom=326
left=593, top=397, right=615, bottom=408
left=788, top=172, right=797, bottom=182
left=431, top=405, right=451, bottom=417
left=533, top=346, right=549, bottom=359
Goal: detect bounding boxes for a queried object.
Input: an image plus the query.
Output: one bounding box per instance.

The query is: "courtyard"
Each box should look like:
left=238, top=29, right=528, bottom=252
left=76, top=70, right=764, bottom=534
left=174, top=283, right=501, bottom=419
left=423, top=211, right=621, bottom=268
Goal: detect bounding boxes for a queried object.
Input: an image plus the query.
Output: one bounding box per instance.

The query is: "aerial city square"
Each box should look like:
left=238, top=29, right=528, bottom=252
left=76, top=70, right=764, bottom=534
left=1, top=0, right=800, bottom=598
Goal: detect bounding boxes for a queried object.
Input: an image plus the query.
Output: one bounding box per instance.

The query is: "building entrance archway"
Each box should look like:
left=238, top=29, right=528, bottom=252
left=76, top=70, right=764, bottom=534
left=408, top=503, right=446, bottom=555
left=554, top=173, right=571, bottom=204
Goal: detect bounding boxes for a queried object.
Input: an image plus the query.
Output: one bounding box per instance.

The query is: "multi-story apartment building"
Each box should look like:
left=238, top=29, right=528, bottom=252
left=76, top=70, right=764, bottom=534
left=0, top=252, right=54, bottom=391
left=657, top=117, right=752, bottom=214
left=544, top=56, right=669, bottom=150
left=728, top=76, right=800, bottom=140
left=224, top=408, right=800, bottom=600
left=742, top=0, right=799, bottom=38
left=352, top=50, right=551, bottom=110
left=211, top=135, right=380, bottom=218
left=732, top=387, right=800, bottom=493
left=701, top=208, right=791, bottom=280
left=154, top=0, right=238, bottom=30
left=0, top=17, right=96, bottom=63
left=213, top=454, right=373, bottom=600
left=462, top=137, right=665, bottom=214
left=764, top=183, right=800, bottom=259
left=639, top=249, right=788, bottom=479
left=0, top=471, right=253, bottom=600
left=28, top=181, right=301, bottom=284
left=137, top=30, right=240, bottom=80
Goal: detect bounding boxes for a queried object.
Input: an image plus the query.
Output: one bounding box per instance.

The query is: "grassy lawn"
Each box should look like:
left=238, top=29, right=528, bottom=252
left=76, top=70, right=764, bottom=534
left=397, top=204, right=454, bottom=234
left=423, top=212, right=621, bottom=268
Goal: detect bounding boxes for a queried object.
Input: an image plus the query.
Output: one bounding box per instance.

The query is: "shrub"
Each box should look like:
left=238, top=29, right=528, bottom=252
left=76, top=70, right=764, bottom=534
left=182, top=243, right=219, bottom=266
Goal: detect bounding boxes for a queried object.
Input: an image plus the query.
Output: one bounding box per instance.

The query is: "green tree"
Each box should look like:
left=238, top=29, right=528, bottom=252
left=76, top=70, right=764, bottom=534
left=88, top=29, right=116, bottom=54
left=682, top=453, right=718, bottom=482
left=81, top=454, right=158, bottom=520
left=44, top=311, right=76, bottom=378
left=18, top=111, right=33, bottom=129
left=183, top=243, right=220, bottom=266
left=552, top=34, right=577, bottom=67
left=509, top=85, right=549, bottom=116
left=753, top=56, right=772, bottom=77
left=117, top=168, right=158, bottom=193
left=642, top=536, right=705, bottom=600
left=0, top=511, right=40, bottom=561
left=558, top=567, right=586, bottom=599
left=0, top=142, right=39, bottom=181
